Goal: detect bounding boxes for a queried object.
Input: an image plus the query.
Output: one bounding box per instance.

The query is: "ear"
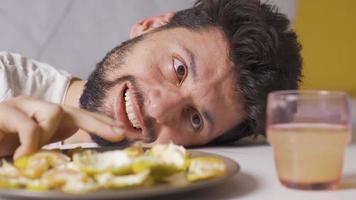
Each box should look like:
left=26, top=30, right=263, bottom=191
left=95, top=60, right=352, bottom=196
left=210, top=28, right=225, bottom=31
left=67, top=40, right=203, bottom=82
left=129, top=12, right=175, bottom=39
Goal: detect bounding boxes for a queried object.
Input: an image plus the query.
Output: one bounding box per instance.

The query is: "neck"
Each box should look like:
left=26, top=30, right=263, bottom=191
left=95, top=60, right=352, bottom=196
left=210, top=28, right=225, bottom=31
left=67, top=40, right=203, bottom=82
left=63, top=79, right=93, bottom=144
left=64, top=79, right=86, bottom=108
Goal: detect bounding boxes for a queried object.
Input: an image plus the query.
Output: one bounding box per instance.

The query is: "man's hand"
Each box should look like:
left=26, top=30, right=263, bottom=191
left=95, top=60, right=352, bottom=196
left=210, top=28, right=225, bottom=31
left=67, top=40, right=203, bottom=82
left=0, top=96, right=124, bottom=159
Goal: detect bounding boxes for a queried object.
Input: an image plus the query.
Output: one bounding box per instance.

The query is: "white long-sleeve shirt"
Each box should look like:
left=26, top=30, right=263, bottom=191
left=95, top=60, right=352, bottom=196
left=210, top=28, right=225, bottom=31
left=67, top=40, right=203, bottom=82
left=0, top=52, right=87, bottom=148
left=0, top=52, right=72, bottom=103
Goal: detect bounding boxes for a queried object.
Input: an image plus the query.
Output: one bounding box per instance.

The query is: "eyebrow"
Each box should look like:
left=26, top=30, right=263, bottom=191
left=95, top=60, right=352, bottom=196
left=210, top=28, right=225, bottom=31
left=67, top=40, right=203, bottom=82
left=202, top=109, right=214, bottom=135
left=181, top=46, right=197, bottom=81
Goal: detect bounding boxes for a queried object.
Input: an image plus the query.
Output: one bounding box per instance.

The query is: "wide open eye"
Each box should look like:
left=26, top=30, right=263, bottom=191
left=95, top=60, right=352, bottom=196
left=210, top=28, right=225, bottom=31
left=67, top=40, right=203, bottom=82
left=190, top=109, right=203, bottom=131
left=173, top=58, right=187, bottom=84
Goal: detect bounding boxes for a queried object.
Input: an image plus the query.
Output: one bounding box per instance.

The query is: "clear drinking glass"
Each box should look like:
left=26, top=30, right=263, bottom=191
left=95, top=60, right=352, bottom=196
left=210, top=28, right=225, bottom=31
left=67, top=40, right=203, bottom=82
left=266, top=90, right=352, bottom=190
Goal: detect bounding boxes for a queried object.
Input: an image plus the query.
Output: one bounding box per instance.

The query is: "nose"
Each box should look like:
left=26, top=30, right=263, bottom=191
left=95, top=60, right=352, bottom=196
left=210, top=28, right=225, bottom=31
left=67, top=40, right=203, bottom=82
left=145, top=86, right=185, bottom=124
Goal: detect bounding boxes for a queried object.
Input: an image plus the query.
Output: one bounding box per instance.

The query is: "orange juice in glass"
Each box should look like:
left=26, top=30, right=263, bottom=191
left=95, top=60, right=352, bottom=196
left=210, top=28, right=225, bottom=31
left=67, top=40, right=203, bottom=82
left=266, top=91, right=352, bottom=190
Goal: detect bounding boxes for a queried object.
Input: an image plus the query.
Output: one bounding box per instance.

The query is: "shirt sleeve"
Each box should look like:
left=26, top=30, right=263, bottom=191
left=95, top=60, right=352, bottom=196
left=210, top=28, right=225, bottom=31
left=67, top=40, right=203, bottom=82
left=0, top=52, right=72, bottom=104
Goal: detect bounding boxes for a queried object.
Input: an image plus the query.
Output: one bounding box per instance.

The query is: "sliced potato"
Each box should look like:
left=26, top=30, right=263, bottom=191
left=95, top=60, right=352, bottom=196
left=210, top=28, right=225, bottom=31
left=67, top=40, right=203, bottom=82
left=73, top=150, right=133, bottom=175
left=16, top=156, right=49, bottom=179
left=41, top=168, right=85, bottom=188
left=123, top=146, right=145, bottom=157
left=13, top=156, right=29, bottom=170
left=0, top=160, right=21, bottom=178
left=41, top=168, right=97, bottom=194
left=133, top=143, right=189, bottom=178
left=133, top=156, right=182, bottom=178
left=14, top=150, right=70, bottom=179
left=0, top=160, right=29, bottom=189
left=26, top=179, right=49, bottom=191
left=0, top=176, right=33, bottom=189
left=95, top=170, right=149, bottom=189
left=31, top=150, right=70, bottom=167
left=0, top=177, right=20, bottom=189
left=62, top=179, right=97, bottom=194
left=187, top=157, right=227, bottom=182
left=148, top=143, right=189, bottom=170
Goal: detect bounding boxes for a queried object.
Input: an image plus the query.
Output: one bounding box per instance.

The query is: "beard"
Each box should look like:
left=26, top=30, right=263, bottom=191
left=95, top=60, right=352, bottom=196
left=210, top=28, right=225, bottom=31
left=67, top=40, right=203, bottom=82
left=79, top=36, right=156, bottom=148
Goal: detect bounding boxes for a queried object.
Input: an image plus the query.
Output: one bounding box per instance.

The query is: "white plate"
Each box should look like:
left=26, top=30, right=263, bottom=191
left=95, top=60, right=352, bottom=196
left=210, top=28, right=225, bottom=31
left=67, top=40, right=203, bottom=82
left=0, top=149, right=240, bottom=200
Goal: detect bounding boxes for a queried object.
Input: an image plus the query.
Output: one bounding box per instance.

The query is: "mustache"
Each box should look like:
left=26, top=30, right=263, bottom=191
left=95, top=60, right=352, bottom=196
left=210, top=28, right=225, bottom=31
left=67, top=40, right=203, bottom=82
left=110, top=75, right=157, bottom=143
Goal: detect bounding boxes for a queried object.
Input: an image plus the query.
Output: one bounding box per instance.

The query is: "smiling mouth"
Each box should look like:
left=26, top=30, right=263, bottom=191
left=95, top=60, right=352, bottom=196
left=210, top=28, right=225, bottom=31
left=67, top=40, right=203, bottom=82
left=124, top=88, right=141, bottom=130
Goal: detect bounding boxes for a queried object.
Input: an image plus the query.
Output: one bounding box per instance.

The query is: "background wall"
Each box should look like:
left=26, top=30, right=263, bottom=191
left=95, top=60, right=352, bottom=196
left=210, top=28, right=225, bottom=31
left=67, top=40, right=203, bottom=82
left=0, top=0, right=296, bottom=79
left=294, top=0, right=356, bottom=96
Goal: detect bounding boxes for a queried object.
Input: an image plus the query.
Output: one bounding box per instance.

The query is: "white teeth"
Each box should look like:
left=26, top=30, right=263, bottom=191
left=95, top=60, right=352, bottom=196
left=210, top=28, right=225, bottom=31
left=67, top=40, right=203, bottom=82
left=124, top=89, right=141, bottom=129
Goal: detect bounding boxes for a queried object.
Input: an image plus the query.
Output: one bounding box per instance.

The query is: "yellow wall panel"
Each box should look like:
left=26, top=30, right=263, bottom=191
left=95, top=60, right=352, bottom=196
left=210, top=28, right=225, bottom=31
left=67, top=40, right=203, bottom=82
left=294, top=0, right=356, bottom=96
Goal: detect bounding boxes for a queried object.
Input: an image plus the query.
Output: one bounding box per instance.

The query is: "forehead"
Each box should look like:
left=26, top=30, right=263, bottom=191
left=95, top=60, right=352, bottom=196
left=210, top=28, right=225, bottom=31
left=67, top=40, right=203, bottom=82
left=150, top=27, right=245, bottom=137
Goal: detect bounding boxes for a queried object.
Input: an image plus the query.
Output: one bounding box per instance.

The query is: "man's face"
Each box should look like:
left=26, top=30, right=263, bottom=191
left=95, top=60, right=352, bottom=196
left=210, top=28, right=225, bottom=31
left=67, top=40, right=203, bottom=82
left=81, top=27, right=245, bottom=147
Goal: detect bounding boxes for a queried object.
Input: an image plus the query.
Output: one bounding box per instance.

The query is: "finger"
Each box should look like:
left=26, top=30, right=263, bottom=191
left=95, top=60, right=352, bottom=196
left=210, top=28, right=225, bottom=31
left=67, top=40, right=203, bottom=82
left=14, top=99, right=64, bottom=146
left=0, top=105, right=40, bottom=159
left=0, top=131, right=19, bottom=158
left=12, top=97, right=124, bottom=144
left=77, top=108, right=124, bottom=127
left=0, top=131, right=4, bottom=141
left=62, top=106, right=125, bottom=142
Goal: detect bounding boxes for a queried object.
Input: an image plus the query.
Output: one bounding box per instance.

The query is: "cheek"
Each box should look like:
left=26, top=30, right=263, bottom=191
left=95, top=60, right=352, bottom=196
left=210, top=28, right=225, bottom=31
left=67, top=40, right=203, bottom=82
left=126, top=54, right=160, bottom=76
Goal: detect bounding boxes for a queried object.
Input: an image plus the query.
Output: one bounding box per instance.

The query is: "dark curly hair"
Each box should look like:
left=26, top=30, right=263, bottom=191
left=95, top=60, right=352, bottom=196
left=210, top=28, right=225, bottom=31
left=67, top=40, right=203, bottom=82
left=161, top=0, right=302, bottom=144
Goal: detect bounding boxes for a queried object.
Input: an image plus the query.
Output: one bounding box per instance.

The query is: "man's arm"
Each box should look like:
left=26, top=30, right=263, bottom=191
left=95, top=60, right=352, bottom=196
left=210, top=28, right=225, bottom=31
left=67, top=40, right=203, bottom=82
left=0, top=52, right=125, bottom=158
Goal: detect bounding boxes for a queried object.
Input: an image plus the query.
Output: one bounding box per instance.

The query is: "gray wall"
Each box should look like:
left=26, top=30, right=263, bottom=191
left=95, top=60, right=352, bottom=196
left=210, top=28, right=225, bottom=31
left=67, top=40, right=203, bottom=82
left=0, top=0, right=296, bottom=79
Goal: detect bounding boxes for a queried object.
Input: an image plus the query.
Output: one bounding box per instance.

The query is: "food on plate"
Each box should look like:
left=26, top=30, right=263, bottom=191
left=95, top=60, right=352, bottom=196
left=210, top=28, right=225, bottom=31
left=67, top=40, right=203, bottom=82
left=95, top=169, right=150, bottom=189
left=187, top=157, right=227, bottom=182
left=14, top=150, right=70, bottom=179
left=73, top=150, right=134, bottom=175
left=0, top=143, right=227, bottom=194
left=132, top=143, right=189, bottom=178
